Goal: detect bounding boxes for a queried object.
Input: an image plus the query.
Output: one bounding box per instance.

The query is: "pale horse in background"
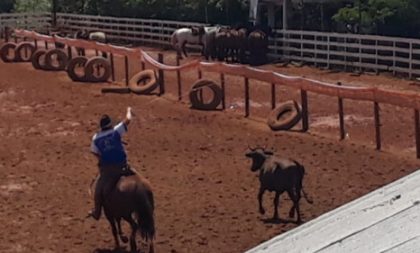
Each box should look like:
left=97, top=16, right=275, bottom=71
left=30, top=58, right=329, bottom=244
left=171, top=26, right=220, bottom=60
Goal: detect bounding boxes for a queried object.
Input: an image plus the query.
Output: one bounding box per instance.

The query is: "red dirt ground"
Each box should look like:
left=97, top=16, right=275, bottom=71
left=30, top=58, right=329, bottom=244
left=0, top=45, right=419, bottom=253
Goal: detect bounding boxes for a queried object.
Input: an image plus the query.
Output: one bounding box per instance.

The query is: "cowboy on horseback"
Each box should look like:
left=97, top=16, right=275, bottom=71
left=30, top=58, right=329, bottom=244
left=88, top=107, right=134, bottom=220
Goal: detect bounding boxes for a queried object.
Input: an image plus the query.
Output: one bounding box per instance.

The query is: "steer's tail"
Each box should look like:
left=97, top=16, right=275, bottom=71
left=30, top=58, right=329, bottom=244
left=293, top=160, right=313, bottom=204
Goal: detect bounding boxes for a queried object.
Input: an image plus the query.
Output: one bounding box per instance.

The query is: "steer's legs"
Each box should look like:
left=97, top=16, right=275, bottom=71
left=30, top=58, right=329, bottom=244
left=273, top=192, right=280, bottom=220
left=287, top=189, right=302, bottom=224
left=258, top=187, right=265, bottom=215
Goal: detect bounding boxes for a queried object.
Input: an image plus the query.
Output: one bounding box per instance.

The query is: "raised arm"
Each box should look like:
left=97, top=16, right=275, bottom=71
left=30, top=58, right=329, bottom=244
left=122, top=106, right=133, bottom=127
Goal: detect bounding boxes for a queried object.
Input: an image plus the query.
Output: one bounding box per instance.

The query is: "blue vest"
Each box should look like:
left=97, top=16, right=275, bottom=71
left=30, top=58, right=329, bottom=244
left=94, top=130, right=127, bottom=166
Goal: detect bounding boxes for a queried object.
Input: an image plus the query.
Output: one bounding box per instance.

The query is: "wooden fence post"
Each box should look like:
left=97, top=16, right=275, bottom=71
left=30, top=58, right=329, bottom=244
left=245, top=77, right=250, bottom=117
left=337, top=82, right=346, bottom=140
left=301, top=89, right=309, bottom=131
left=110, top=53, right=115, bottom=82
left=374, top=102, right=381, bottom=150
left=124, top=56, right=129, bottom=87
left=220, top=73, right=226, bottom=110
left=415, top=109, right=420, bottom=158
left=5, top=27, right=9, bottom=42
left=271, top=83, right=276, bottom=109
left=158, top=53, right=165, bottom=96
left=67, top=46, right=72, bottom=60
left=176, top=56, right=182, bottom=101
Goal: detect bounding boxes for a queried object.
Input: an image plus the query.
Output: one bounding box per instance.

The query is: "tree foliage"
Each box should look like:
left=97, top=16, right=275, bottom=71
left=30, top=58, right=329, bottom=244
left=4, top=0, right=420, bottom=38
left=332, top=0, right=420, bottom=36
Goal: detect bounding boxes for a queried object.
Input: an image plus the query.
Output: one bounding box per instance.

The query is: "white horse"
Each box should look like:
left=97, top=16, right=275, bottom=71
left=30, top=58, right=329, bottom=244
left=171, top=26, right=220, bottom=59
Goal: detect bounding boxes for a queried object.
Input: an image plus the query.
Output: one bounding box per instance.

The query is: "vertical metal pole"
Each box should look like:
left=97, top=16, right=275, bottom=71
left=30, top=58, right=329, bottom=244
left=374, top=102, right=381, bottom=150
left=124, top=56, right=129, bottom=87
left=220, top=73, right=226, bottom=110
left=414, top=110, right=420, bottom=158
left=176, top=56, right=182, bottom=101
left=271, top=83, right=276, bottom=109
left=415, top=109, right=420, bottom=158
left=67, top=46, right=72, bottom=60
left=5, top=27, right=9, bottom=42
left=245, top=77, right=250, bottom=117
left=301, top=89, right=309, bottom=131
left=110, top=53, right=115, bottom=82
left=337, top=82, right=345, bottom=140
left=158, top=53, right=165, bottom=95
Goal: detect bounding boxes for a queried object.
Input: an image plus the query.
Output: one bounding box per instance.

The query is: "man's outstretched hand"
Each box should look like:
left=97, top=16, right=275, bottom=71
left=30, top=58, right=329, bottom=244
left=126, top=106, right=134, bottom=120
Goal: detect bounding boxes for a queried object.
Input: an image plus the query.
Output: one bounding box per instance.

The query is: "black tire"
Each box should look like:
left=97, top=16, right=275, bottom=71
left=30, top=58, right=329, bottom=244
left=0, top=42, right=16, bottom=63
left=31, top=50, right=47, bottom=70
left=14, top=42, right=36, bottom=62
left=189, top=79, right=223, bottom=111
left=128, top=69, right=159, bottom=94
left=45, top=49, right=68, bottom=71
left=67, top=56, right=89, bottom=82
left=267, top=100, right=302, bottom=131
left=84, top=57, right=111, bottom=83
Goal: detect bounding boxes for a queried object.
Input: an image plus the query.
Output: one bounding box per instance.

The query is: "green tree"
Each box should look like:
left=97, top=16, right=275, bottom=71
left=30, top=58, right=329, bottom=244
left=332, top=0, right=420, bottom=36
left=14, top=0, right=51, bottom=12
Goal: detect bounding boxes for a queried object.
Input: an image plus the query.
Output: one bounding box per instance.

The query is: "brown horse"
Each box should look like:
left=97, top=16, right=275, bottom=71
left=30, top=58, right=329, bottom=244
left=97, top=170, right=155, bottom=253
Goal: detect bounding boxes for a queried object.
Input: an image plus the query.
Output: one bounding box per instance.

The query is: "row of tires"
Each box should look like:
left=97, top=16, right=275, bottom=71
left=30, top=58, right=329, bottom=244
left=0, top=42, right=301, bottom=130
left=0, top=42, right=112, bottom=82
left=0, top=42, right=36, bottom=63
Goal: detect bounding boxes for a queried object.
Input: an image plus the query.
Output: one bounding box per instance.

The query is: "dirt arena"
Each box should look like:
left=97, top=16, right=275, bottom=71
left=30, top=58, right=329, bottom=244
left=0, top=45, right=419, bottom=253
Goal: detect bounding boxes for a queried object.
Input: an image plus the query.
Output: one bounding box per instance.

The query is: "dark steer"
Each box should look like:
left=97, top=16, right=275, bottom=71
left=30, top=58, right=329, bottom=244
left=245, top=147, right=313, bottom=224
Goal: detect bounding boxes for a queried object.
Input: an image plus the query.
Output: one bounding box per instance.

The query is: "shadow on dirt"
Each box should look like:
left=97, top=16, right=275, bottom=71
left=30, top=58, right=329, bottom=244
left=93, top=248, right=131, bottom=253
left=260, top=217, right=299, bottom=225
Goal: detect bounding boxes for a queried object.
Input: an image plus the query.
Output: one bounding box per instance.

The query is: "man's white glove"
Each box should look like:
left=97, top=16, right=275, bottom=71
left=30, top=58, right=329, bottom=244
left=126, top=107, right=133, bottom=120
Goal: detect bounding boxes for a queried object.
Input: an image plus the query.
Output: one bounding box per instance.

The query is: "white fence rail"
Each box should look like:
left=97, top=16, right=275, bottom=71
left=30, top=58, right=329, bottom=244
left=57, top=13, right=208, bottom=47
left=0, top=12, right=51, bottom=34
left=271, top=30, right=420, bottom=78
left=2, top=12, right=420, bottom=77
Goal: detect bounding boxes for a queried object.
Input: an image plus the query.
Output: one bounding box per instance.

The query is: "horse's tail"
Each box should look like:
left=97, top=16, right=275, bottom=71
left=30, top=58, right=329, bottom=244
left=136, top=189, right=155, bottom=241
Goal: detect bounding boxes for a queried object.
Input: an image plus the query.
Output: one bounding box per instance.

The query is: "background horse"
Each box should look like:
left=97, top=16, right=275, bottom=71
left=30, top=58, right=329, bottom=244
left=171, top=26, right=219, bottom=60
left=74, top=29, right=108, bottom=58
left=94, top=170, right=155, bottom=253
